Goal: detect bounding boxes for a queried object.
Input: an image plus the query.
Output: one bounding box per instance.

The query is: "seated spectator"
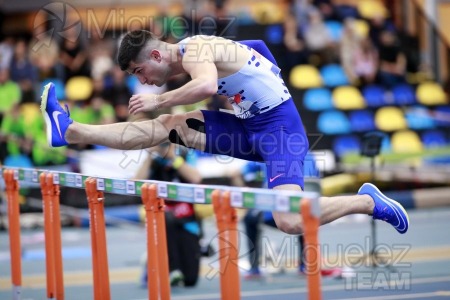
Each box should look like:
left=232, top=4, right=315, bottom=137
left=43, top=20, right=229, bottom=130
left=377, top=30, right=406, bottom=88
left=10, top=39, right=38, bottom=103
left=282, top=12, right=310, bottom=74
left=0, top=68, right=20, bottom=122
left=136, top=143, right=203, bottom=287
left=59, top=26, right=90, bottom=81
left=103, top=65, right=133, bottom=122
left=353, top=38, right=378, bottom=85
left=304, top=10, right=336, bottom=66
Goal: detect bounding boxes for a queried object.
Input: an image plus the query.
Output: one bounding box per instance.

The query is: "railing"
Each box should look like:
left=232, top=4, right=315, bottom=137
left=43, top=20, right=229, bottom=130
left=400, top=0, right=450, bottom=84
left=1, top=167, right=322, bottom=300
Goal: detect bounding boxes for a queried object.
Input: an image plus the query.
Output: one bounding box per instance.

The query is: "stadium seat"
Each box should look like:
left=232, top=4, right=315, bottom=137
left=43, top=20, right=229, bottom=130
left=20, top=103, right=40, bottom=127
left=303, top=88, right=333, bottom=111
left=392, top=83, right=416, bottom=105
left=317, top=110, right=351, bottom=134
left=265, top=24, right=284, bottom=45
left=353, top=19, right=369, bottom=38
left=405, top=106, right=436, bottom=130
left=320, top=64, right=349, bottom=87
left=391, top=130, right=423, bottom=154
left=332, top=134, right=361, bottom=158
left=416, top=82, right=448, bottom=105
left=375, top=106, right=407, bottom=131
left=332, top=86, right=365, bottom=110
left=126, top=75, right=139, bottom=94
left=335, top=5, right=360, bottom=19
left=349, top=109, right=376, bottom=132
left=290, top=65, right=322, bottom=89
left=434, top=105, right=450, bottom=127
left=357, top=0, right=388, bottom=20
left=362, top=84, right=389, bottom=107
left=421, top=130, right=448, bottom=148
left=250, top=2, right=284, bottom=24
left=65, top=76, right=94, bottom=101
left=325, top=21, right=343, bottom=42
left=41, top=78, right=65, bottom=100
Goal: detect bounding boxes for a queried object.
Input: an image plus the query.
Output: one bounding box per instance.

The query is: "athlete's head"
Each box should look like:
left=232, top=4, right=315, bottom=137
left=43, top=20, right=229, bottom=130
left=118, top=30, right=174, bottom=87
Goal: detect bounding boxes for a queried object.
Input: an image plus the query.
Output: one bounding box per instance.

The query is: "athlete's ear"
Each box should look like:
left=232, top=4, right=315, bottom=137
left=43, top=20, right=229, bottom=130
left=150, top=49, right=162, bottom=62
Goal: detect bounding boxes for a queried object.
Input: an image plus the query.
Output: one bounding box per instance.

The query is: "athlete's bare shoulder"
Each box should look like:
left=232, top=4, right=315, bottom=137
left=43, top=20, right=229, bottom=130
left=182, top=35, right=249, bottom=77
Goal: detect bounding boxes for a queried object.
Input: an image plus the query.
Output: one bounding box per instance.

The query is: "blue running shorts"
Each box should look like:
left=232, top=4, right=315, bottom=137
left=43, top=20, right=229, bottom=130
left=202, top=99, right=309, bottom=189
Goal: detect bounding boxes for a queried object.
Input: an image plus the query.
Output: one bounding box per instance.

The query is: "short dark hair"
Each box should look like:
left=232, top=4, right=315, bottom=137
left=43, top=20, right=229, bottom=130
left=117, top=30, right=156, bottom=71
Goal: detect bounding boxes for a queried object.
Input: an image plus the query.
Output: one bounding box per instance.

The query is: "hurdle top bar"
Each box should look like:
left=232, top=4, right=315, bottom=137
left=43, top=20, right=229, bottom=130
left=1, top=167, right=320, bottom=216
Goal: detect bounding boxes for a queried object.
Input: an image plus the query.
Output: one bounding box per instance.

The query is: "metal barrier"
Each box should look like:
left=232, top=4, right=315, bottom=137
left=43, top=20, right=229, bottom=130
left=2, top=167, right=321, bottom=300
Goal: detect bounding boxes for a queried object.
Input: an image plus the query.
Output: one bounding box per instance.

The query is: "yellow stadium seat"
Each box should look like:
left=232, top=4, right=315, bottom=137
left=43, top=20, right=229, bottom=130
left=375, top=106, right=407, bottom=131
left=65, top=76, right=94, bottom=101
left=20, top=103, right=40, bottom=125
left=357, top=0, right=388, bottom=19
left=332, top=86, right=365, bottom=110
left=289, top=65, right=322, bottom=89
left=354, top=19, right=369, bottom=38
left=391, top=130, right=423, bottom=154
left=250, top=1, right=286, bottom=24
left=416, top=81, right=448, bottom=105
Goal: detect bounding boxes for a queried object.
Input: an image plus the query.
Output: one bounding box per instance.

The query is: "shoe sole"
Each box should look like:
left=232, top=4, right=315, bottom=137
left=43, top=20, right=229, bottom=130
left=40, top=83, right=54, bottom=147
left=362, top=183, right=410, bottom=233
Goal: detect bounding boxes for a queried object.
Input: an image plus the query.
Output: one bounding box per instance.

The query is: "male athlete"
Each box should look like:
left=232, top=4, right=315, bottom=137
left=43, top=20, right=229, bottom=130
left=41, top=30, right=409, bottom=234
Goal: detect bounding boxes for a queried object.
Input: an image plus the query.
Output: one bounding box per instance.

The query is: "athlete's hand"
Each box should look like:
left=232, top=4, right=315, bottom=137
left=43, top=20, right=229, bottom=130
left=129, top=94, right=160, bottom=114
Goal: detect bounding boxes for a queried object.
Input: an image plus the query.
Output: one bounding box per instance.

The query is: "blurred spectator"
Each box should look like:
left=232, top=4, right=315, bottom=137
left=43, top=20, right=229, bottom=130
left=0, top=36, right=14, bottom=71
left=290, top=0, right=317, bottom=36
left=87, top=29, right=114, bottom=80
left=377, top=30, right=406, bottom=88
left=103, top=65, right=133, bottom=122
left=341, top=19, right=378, bottom=86
left=0, top=68, right=21, bottom=121
left=60, top=26, right=90, bottom=81
left=282, top=12, right=310, bottom=74
left=10, top=39, right=38, bottom=103
left=304, top=10, right=336, bottom=66
left=368, top=15, right=395, bottom=49
left=1, top=104, right=33, bottom=159
left=137, top=143, right=202, bottom=287
left=29, top=32, right=64, bottom=82
left=313, top=0, right=341, bottom=22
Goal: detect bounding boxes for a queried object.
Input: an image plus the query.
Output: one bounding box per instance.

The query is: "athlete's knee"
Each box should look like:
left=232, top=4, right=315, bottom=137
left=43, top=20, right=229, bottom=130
left=273, top=213, right=304, bottom=235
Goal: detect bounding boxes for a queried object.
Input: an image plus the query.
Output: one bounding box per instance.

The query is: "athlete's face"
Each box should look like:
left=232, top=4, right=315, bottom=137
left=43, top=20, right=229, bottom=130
left=128, top=49, right=169, bottom=87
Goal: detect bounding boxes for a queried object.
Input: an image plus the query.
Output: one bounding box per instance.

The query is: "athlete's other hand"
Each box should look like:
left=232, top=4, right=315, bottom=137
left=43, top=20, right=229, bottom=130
left=129, top=94, right=160, bottom=114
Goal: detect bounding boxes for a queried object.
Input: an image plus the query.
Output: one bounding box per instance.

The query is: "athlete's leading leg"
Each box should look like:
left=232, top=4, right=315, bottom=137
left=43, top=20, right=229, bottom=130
left=41, top=82, right=206, bottom=151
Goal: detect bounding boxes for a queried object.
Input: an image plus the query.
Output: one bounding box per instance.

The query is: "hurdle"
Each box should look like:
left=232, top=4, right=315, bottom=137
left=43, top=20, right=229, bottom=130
left=1, top=167, right=321, bottom=300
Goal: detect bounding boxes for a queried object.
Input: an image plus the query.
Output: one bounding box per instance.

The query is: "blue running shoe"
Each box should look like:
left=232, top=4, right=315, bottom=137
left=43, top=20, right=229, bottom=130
left=358, top=183, right=409, bottom=234
left=40, top=82, right=73, bottom=147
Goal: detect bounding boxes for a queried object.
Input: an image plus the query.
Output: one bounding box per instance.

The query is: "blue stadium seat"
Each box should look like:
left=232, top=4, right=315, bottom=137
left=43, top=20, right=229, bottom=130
left=303, top=88, right=333, bottom=111
left=362, top=84, right=389, bottom=107
left=349, top=109, right=376, bottom=132
left=405, top=106, right=436, bottom=130
left=317, top=110, right=351, bottom=134
left=126, top=75, right=139, bottom=94
left=392, top=83, right=416, bottom=105
left=434, top=105, right=450, bottom=127
left=320, top=64, right=349, bottom=87
left=332, top=135, right=361, bottom=158
left=325, top=21, right=343, bottom=42
left=335, top=5, right=360, bottom=19
left=421, top=130, right=448, bottom=148
left=265, top=24, right=284, bottom=45
left=41, top=78, right=65, bottom=100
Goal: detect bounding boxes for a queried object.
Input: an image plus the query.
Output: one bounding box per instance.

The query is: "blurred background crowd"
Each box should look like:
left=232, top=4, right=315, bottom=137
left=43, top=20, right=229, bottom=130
left=0, top=0, right=449, bottom=171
